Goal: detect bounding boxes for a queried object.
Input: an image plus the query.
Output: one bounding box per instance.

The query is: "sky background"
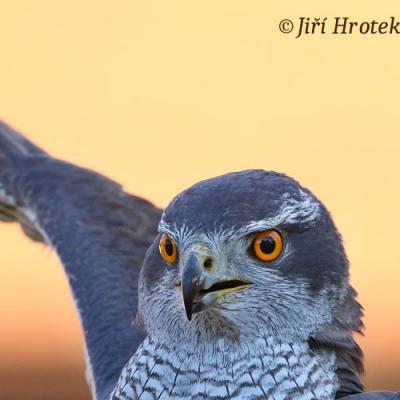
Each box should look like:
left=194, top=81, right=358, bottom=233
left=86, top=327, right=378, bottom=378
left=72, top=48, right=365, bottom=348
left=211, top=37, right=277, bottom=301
left=0, top=1, right=399, bottom=399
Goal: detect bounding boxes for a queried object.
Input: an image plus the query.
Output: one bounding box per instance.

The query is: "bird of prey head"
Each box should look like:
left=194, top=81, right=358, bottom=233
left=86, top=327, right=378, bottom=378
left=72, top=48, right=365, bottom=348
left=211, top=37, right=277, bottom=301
left=139, top=170, right=359, bottom=353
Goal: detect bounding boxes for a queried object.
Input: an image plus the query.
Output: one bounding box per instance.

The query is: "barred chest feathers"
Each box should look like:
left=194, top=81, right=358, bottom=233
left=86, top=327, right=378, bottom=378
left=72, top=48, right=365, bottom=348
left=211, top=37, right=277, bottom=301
left=111, top=335, right=338, bottom=400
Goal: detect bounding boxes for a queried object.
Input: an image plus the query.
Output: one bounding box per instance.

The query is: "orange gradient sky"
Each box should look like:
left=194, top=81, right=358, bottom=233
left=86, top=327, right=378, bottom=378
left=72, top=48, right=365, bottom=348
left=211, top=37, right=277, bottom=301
left=0, top=1, right=399, bottom=398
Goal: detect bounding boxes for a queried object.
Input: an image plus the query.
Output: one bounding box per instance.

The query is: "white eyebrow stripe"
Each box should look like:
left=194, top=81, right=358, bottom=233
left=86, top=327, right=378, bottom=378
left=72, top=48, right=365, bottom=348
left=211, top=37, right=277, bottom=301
left=158, top=220, right=196, bottom=245
left=158, top=189, right=321, bottom=241
left=232, top=190, right=321, bottom=237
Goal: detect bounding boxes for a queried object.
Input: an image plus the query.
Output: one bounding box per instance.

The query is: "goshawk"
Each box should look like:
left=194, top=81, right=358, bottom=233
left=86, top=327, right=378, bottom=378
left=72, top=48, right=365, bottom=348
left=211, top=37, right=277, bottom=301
left=0, top=121, right=398, bottom=400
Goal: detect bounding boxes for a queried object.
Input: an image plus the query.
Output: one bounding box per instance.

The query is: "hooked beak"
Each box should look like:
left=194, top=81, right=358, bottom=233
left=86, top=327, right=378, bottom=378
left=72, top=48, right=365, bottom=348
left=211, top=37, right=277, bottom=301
left=181, top=252, right=250, bottom=321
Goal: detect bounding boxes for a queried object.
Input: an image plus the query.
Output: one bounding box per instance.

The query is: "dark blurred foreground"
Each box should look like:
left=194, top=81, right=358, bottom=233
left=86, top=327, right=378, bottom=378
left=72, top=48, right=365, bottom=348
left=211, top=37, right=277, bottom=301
left=0, top=363, right=90, bottom=400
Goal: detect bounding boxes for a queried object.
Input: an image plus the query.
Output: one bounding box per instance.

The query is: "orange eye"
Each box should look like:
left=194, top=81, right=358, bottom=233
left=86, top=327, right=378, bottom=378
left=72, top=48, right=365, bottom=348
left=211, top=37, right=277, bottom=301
left=159, top=234, right=178, bottom=264
left=252, top=229, right=283, bottom=262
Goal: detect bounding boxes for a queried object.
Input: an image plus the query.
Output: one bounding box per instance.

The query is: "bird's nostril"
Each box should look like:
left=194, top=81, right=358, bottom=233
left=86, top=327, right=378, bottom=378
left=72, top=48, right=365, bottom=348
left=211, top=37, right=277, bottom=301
left=203, top=258, right=213, bottom=270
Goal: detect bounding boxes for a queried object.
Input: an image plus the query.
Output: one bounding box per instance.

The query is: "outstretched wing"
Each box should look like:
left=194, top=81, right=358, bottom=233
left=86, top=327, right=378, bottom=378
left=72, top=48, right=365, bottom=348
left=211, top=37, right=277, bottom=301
left=0, top=121, right=162, bottom=400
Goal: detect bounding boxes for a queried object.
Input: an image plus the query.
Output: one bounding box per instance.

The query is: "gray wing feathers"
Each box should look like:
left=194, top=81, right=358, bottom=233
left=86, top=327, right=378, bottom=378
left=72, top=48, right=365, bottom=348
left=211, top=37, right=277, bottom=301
left=0, top=121, right=47, bottom=241
left=0, top=121, right=161, bottom=400
left=342, top=393, right=400, bottom=400
left=311, top=286, right=365, bottom=398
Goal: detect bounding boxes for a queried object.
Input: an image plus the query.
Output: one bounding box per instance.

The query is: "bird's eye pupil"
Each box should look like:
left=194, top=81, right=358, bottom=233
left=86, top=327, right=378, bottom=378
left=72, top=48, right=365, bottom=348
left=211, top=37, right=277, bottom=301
left=252, top=229, right=282, bottom=262
left=165, top=239, right=174, bottom=257
left=260, top=237, right=276, bottom=254
left=159, top=234, right=178, bottom=264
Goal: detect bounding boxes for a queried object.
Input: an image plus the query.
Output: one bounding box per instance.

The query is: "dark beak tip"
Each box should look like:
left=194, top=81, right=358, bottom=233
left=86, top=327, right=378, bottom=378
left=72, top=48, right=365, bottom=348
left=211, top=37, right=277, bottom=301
left=183, top=295, right=194, bottom=321
left=182, top=253, right=203, bottom=322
